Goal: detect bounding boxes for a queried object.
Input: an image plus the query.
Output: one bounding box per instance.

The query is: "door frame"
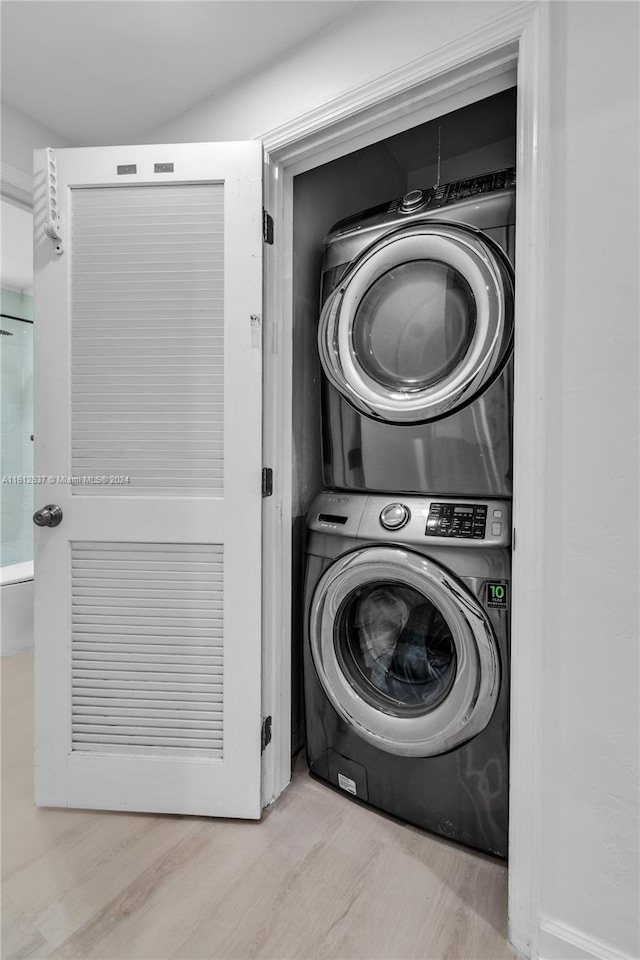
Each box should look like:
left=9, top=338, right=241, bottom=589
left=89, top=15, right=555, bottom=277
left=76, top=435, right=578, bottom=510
left=259, top=2, right=550, bottom=957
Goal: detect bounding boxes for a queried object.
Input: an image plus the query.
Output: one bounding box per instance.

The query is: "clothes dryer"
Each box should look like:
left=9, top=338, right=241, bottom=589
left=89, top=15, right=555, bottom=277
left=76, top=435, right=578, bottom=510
left=319, top=168, right=515, bottom=497
left=304, top=490, right=511, bottom=857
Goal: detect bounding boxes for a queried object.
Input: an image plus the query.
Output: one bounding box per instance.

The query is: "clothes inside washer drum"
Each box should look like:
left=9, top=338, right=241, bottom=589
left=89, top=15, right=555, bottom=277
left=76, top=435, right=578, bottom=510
left=390, top=603, right=454, bottom=682
left=354, top=586, right=410, bottom=664
left=350, top=586, right=456, bottom=708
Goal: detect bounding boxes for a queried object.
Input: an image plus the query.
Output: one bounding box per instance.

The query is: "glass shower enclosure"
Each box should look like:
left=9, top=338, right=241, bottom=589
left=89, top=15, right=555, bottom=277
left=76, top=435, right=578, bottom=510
left=1, top=294, right=34, bottom=570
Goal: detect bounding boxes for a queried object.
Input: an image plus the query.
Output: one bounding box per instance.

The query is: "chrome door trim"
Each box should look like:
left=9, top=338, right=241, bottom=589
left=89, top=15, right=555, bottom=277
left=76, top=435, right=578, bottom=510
left=309, top=545, right=500, bottom=757
left=318, top=221, right=514, bottom=424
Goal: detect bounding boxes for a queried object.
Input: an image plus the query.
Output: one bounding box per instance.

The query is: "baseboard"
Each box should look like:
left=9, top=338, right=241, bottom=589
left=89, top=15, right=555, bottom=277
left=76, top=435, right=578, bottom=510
left=539, top=916, right=638, bottom=960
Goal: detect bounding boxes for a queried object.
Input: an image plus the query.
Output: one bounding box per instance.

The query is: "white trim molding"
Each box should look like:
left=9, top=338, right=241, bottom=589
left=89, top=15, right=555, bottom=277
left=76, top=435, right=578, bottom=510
left=508, top=3, right=551, bottom=956
left=261, top=2, right=538, bottom=166
left=259, top=6, right=549, bottom=959
left=0, top=161, right=33, bottom=209
left=262, top=51, right=517, bottom=174
left=539, top=916, right=638, bottom=960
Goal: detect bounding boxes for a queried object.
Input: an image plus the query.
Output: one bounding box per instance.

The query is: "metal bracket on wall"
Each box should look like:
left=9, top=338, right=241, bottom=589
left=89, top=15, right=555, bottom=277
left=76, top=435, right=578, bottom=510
left=44, top=148, right=63, bottom=255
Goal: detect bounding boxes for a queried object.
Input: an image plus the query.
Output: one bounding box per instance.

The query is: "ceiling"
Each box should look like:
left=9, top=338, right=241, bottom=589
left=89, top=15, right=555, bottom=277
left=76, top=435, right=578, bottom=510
left=1, top=1, right=362, bottom=146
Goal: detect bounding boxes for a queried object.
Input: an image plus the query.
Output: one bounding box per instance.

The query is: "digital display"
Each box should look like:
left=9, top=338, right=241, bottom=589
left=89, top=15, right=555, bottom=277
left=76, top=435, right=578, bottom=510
left=453, top=506, right=473, bottom=514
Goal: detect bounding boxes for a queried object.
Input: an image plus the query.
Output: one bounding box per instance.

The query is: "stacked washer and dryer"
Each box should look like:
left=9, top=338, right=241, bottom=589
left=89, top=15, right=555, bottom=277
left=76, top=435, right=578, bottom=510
left=303, top=167, right=516, bottom=858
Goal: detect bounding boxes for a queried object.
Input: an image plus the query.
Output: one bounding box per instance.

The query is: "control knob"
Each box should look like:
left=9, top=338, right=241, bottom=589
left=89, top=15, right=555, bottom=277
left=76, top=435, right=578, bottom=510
left=379, top=503, right=410, bottom=530
left=399, top=189, right=428, bottom=213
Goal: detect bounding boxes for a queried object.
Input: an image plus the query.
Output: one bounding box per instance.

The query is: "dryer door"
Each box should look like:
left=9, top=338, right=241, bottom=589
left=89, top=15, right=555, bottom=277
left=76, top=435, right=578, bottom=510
left=309, top=545, right=500, bottom=757
left=318, top=221, right=514, bottom=423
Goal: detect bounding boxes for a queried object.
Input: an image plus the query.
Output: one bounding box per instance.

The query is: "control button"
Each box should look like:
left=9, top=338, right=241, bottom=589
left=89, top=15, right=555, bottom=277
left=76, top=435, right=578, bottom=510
left=380, top=503, right=410, bottom=530
left=493, top=509, right=503, bottom=519
left=492, top=522, right=503, bottom=536
left=399, top=189, right=428, bottom=213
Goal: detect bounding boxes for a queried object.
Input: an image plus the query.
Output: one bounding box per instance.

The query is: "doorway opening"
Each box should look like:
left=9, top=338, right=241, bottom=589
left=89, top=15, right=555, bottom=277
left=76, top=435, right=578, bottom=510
left=261, top=8, right=550, bottom=952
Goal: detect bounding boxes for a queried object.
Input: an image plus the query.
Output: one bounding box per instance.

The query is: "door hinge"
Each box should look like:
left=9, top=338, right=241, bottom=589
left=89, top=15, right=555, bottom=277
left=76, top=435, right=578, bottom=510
left=261, top=716, right=272, bottom=753
left=262, top=467, right=273, bottom=497
left=263, top=209, right=274, bottom=244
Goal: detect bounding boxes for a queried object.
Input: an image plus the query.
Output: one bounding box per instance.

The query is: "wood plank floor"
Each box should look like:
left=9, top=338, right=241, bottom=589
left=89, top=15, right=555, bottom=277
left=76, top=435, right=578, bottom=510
left=2, top=653, right=517, bottom=960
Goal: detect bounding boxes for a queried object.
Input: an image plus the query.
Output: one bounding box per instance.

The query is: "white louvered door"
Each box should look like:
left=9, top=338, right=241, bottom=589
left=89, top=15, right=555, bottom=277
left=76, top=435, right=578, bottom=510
left=33, top=143, right=264, bottom=817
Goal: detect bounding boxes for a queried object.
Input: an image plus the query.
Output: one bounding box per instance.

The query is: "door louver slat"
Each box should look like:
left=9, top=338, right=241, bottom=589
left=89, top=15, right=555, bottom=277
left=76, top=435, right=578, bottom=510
left=71, top=183, right=224, bottom=496
left=71, top=542, right=224, bottom=757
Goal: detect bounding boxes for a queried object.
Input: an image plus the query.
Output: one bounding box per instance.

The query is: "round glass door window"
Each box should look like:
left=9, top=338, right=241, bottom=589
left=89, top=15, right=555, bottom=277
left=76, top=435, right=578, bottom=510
left=318, top=222, right=514, bottom=423
left=309, top=545, right=500, bottom=757
left=336, top=580, right=457, bottom=715
left=352, top=261, right=476, bottom=392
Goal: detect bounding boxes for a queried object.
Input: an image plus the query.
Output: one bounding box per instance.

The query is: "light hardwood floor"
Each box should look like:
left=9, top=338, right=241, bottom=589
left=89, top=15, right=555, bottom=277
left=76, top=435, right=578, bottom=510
left=2, top=653, right=517, bottom=960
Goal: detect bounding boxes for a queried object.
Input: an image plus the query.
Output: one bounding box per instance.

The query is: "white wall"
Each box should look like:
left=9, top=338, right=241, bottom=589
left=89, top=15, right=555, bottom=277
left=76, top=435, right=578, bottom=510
left=1, top=100, right=72, bottom=175
left=147, top=4, right=639, bottom=958
left=1, top=102, right=71, bottom=292
left=538, top=4, right=639, bottom=959
left=146, top=1, right=518, bottom=144
left=1, top=201, right=34, bottom=294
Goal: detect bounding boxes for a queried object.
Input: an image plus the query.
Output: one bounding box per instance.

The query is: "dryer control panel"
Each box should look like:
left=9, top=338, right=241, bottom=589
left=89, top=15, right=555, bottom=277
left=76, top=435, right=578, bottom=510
left=438, top=167, right=516, bottom=206
left=386, top=167, right=516, bottom=215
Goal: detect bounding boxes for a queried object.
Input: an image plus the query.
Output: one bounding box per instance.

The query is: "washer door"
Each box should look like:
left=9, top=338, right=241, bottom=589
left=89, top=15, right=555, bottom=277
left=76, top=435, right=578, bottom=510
left=309, top=545, right=500, bottom=757
left=318, top=221, right=514, bottom=423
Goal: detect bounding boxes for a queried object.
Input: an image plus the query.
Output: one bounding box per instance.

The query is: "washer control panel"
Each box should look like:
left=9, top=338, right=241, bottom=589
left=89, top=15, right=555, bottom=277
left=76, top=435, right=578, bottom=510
left=425, top=502, right=488, bottom=539
left=308, top=493, right=511, bottom=547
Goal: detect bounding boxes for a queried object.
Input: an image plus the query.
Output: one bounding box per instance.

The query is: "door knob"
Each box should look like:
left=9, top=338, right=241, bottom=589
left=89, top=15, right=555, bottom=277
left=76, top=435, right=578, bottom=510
left=33, top=504, right=63, bottom=527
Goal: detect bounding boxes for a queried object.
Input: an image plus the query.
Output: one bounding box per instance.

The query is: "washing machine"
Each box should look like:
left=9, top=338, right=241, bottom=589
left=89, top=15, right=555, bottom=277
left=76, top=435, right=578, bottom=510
left=318, top=167, right=516, bottom=498
left=303, top=490, right=511, bottom=857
